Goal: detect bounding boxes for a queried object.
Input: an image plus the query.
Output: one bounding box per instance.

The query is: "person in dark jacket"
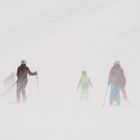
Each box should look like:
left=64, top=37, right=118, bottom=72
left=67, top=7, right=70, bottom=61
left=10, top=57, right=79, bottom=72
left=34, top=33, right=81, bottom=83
left=16, top=60, right=37, bottom=102
left=108, top=61, right=126, bottom=105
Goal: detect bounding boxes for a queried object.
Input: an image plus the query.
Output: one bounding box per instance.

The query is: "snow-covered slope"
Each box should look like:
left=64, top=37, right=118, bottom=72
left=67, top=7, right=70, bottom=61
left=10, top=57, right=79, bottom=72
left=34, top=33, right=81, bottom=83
left=0, top=0, right=140, bottom=140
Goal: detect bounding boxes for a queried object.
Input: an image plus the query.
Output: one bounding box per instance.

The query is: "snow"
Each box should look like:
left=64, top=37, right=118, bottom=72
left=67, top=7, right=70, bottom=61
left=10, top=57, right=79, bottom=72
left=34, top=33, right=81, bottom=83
left=0, top=0, right=140, bottom=139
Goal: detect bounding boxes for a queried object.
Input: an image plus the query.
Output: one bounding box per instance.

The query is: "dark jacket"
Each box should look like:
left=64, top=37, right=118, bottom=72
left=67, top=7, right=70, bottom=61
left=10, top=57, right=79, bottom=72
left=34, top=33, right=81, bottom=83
left=108, top=64, right=126, bottom=87
left=17, top=64, right=36, bottom=83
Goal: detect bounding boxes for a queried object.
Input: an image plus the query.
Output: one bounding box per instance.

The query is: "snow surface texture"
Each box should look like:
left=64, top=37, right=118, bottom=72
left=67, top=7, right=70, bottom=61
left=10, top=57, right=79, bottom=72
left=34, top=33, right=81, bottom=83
left=0, top=0, right=140, bottom=139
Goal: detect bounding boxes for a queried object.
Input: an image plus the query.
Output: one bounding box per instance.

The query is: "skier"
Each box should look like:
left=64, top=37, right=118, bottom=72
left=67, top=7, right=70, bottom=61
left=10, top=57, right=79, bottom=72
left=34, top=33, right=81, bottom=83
left=108, top=61, right=126, bottom=105
left=77, top=71, right=92, bottom=101
left=16, top=60, right=37, bottom=102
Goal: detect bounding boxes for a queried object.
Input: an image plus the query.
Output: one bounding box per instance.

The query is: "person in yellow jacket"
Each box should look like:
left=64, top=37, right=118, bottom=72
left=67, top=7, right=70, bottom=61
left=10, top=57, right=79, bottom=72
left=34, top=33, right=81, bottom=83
left=77, top=71, right=92, bottom=101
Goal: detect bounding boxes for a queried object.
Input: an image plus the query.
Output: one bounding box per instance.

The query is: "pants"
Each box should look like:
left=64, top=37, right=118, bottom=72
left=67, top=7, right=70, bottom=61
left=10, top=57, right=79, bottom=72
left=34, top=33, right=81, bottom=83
left=81, top=88, right=89, bottom=101
left=16, top=80, right=27, bottom=102
left=110, top=84, right=121, bottom=105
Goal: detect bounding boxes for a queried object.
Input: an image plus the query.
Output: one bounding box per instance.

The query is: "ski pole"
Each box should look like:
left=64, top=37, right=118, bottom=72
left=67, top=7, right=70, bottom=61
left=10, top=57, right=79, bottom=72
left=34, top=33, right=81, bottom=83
left=102, top=85, right=109, bottom=106
left=36, top=74, right=39, bottom=94
left=121, top=88, right=130, bottom=105
left=125, top=96, right=130, bottom=106
left=1, top=81, right=17, bottom=97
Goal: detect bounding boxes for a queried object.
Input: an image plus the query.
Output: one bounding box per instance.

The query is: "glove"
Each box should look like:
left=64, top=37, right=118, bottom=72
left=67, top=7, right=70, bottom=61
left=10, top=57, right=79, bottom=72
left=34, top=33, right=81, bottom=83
left=35, top=71, right=38, bottom=75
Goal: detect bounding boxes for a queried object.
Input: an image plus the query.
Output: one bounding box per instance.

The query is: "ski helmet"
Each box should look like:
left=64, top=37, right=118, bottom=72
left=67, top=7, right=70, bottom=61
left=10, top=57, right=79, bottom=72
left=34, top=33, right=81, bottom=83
left=82, top=71, right=87, bottom=75
left=21, top=60, right=27, bottom=65
left=114, top=60, right=120, bottom=66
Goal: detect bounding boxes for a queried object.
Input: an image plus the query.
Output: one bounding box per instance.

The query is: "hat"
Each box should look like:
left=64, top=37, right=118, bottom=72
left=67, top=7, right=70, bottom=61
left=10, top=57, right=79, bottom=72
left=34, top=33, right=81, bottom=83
left=114, top=60, right=120, bottom=66
left=21, top=60, right=27, bottom=65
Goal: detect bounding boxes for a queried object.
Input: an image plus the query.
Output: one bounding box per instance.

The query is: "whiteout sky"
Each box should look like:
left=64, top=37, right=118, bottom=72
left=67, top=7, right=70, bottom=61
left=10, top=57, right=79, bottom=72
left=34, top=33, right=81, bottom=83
left=0, top=0, right=140, bottom=140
